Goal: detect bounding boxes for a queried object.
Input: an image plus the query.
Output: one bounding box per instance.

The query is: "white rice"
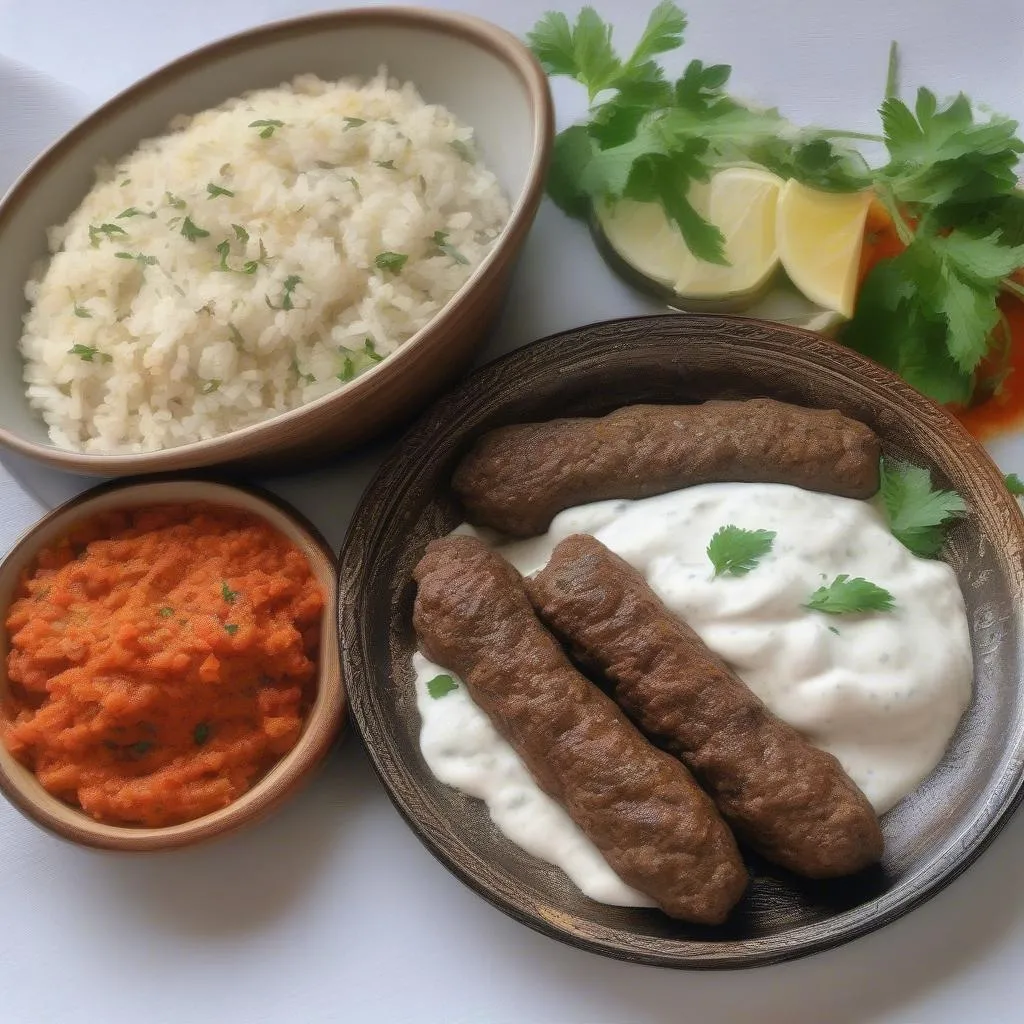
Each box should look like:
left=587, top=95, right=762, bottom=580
left=20, top=71, right=510, bottom=453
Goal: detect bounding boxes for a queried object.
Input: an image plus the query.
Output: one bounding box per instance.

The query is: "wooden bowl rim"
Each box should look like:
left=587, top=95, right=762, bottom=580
left=0, top=5, right=553, bottom=475
left=0, top=476, right=344, bottom=851
left=338, top=311, right=1024, bottom=968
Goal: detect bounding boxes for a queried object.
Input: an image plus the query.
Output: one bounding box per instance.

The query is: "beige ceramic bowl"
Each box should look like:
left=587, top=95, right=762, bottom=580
left=0, top=7, right=552, bottom=475
left=0, top=479, right=343, bottom=851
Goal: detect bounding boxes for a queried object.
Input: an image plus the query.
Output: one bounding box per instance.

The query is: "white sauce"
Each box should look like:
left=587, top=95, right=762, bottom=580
left=415, top=482, right=974, bottom=904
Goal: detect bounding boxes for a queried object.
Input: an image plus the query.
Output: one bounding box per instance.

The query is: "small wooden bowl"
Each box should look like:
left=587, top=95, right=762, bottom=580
left=339, top=313, right=1024, bottom=968
left=0, top=479, right=343, bottom=851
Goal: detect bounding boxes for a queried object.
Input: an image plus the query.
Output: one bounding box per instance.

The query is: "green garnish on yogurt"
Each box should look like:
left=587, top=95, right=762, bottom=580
left=805, top=575, right=895, bottom=615
left=427, top=674, right=459, bottom=699
left=706, top=525, right=776, bottom=578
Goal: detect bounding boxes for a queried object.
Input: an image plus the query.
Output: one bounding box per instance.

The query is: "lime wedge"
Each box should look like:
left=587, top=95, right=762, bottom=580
left=673, top=166, right=783, bottom=300
left=597, top=198, right=691, bottom=287
left=596, top=166, right=783, bottom=308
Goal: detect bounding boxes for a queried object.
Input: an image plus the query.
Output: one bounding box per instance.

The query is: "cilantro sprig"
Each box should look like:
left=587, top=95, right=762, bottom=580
left=427, top=674, right=458, bottom=699
left=706, top=525, right=775, bottom=578
left=528, top=3, right=867, bottom=263
left=805, top=576, right=895, bottom=615
left=880, top=458, right=967, bottom=557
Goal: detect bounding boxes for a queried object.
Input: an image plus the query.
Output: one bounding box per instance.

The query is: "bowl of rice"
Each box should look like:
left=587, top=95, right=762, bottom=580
left=0, top=7, right=552, bottom=474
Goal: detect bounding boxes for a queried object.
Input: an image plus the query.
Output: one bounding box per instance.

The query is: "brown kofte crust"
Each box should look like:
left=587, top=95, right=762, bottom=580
left=527, top=534, right=885, bottom=879
left=412, top=534, right=748, bottom=924
left=452, top=399, right=881, bottom=537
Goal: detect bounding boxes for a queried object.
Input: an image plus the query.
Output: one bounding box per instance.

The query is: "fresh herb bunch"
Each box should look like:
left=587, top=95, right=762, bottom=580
left=528, top=5, right=1024, bottom=406
left=527, top=2, right=870, bottom=263
left=840, top=46, right=1024, bottom=403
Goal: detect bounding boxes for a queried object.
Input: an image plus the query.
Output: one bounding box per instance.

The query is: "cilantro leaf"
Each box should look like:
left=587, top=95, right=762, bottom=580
left=805, top=575, right=895, bottom=615
left=68, top=343, right=112, bottom=364
left=1005, top=473, right=1024, bottom=496
left=629, top=1, right=687, bottom=65
left=427, top=674, right=459, bottom=699
left=880, top=458, right=967, bottom=557
left=526, top=12, right=576, bottom=76
left=568, top=7, right=621, bottom=101
left=878, top=88, right=1023, bottom=214
left=432, top=230, right=469, bottom=265
left=547, top=125, right=597, bottom=217
left=221, top=581, right=238, bottom=604
left=250, top=119, right=284, bottom=138
left=375, top=251, right=408, bottom=273
left=706, top=525, right=776, bottom=578
left=180, top=216, right=210, bottom=242
left=193, top=722, right=211, bottom=746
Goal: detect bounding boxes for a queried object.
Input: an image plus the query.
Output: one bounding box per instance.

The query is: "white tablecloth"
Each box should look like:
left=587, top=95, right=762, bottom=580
left=2, top=2, right=1024, bottom=1021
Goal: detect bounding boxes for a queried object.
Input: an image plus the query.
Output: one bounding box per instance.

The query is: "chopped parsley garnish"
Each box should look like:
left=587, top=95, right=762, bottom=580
left=165, top=191, right=187, bottom=210
left=128, top=740, right=155, bottom=757
left=266, top=274, right=302, bottom=310
left=117, top=207, right=154, bottom=219
left=291, top=358, right=316, bottom=384
left=206, top=182, right=235, bottom=198
left=448, top=139, right=475, bottom=163
left=374, top=251, right=408, bottom=273
left=224, top=623, right=239, bottom=636
left=68, top=344, right=112, bottom=364
left=249, top=118, right=284, bottom=138
left=343, top=117, right=366, bottom=130
left=180, top=216, right=210, bottom=241
left=72, top=302, right=92, bottom=319
left=337, top=356, right=356, bottom=382
left=427, top=674, right=459, bottom=699
left=363, top=337, right=383, bottom=362
left=201, top=379, right=221, bottom=394
left=805, top=575, right=895, bottom=615
left=193, top=722, right=211, bottom=746
left=431, top=230, right=469, bottom=265
left=232, top=223, right=249, bottom=243
left=241, top=239, right=270, bottom=274
left=215, top=239, right=232, bottom=271
left=221, top=581, right=238, bottom=604
left=880, top=458, right=967, bottom=558
left=88, top=222, right=128, bottom=247
left=228, top=324, right=245, bottom=347
left=375, top=159, right=397, bottom=170
left=158, top=607, right=174, bottom=618
left=706, top=525, right=776, bottom=577
left=344, top=176, right=361, bottom=196
left=114, top=251, right=158, bottom=265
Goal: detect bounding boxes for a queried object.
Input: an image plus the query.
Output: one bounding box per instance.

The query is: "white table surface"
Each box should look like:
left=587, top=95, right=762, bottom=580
left=2, top=1, right=1024, bottom=1021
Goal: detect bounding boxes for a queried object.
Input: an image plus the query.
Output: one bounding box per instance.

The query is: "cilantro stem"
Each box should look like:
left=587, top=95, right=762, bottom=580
left=817, top=129, right=885, bottom=143
left=885, top=41, right=900, bottom=100
left=876, top=185, right=914, bottom=246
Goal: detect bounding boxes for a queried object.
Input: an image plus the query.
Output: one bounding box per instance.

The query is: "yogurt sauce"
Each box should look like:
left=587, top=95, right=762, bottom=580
left=414, top=482, right=974, bottom=904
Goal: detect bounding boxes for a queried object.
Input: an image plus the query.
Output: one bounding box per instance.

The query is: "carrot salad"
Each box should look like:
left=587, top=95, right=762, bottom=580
left=0, top=503, right=323, bottom=828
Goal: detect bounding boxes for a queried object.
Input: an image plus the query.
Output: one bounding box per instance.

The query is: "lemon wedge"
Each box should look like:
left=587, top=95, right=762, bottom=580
left=597, top=166, right=783, bottom=307
left=672, top=166, right=783, bottom=300
left=776, top=180, right=873, bottom=319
